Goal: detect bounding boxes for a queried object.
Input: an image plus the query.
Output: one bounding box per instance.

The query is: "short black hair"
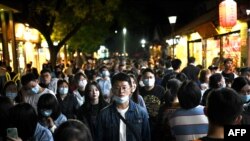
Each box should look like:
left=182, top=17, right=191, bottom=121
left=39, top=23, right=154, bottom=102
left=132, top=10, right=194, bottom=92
left=206, top=88, right=243, bottom=125
left=74, top=72, right=87, bottom=83
left=142, top=68, right=155, bottom=76
left=209, top=73, right=223, bottom=88
left=165, top=60, right=172, bottom=68
left=21, top=73, right=37, bottom=86
left=57, top=79, right=69, bottom=94
left=9, top=103, right=38, bottom=140
left=99, top=66, right=108, bottom=72
left=165, top=79, right=182, bottom=107
left=54, top=119, right=93, bottom=141
left=208, top=65, right=218, bottom=71
left=231, top=76, right=250, bottom=92
left=171, top=59, right=182, bottom=70
left=240, top=67, right=250, bottom=76
left=0, top=96, right=13, bottom=138
left=37, top=93, right=61, bottom=120
left=176, top=72, right=188, bottom=82
left=177, top=80, right=201, bottom=109
left=188, top=57, right=195, bottom=64
left=40, top=68, right=52, bottom=74
left=111, top=72, right=132, bottom=87
left=199, top=69, right=211, bottom=83
left=2, top=81, right=16, bottom=97
left=224, top=58, right=233, bottom=65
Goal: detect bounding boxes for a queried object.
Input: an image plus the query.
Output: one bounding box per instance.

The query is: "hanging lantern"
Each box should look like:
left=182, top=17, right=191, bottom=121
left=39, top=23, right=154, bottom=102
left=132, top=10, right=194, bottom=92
left=219, top=0, right=237, bottom=30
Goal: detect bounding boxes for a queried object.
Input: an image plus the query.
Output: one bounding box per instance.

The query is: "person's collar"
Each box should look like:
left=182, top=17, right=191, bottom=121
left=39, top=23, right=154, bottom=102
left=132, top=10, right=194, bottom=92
left=189, top=63, right=195, bottom=66
left=116, top=100, right=129, bottom=110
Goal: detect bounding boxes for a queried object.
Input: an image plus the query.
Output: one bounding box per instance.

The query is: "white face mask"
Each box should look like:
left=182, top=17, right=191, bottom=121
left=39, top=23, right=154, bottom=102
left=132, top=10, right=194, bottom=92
left=113, top=95, right=129, bottom=104
left=222, top=82, right=226, bottom=88
left=139, top=80, right=145, bottom=87
left=59, top=87, right=69, bottom=95
left=79, top=80, right=87, bottom=89
left=143, top=78, right=155, bottom=87
left=102, top=71, right=110, bottom=77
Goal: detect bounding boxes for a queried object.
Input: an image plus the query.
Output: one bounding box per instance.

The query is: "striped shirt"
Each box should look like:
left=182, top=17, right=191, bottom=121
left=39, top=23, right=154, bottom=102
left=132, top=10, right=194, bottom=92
left=169, top=105, right=208, bottom=141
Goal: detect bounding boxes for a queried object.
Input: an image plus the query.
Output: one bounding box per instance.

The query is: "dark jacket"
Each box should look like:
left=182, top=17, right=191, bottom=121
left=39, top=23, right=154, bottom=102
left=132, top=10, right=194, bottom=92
left=56, top=93, right=79, bottom=119
left=96, top=100, right=151, bottom=141
left=77, top=100, right=108, bottom=138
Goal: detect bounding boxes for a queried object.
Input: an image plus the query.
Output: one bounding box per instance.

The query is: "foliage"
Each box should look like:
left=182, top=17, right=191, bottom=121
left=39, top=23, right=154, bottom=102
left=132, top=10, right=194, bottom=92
left=67, top=21, right=110, bottom=53
left=15, top=0, right=120, bottom=66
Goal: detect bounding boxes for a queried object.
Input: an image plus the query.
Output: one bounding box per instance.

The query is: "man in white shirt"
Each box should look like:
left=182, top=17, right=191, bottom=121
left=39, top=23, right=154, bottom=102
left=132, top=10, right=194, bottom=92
left=21, top=73, right=54, bottom=112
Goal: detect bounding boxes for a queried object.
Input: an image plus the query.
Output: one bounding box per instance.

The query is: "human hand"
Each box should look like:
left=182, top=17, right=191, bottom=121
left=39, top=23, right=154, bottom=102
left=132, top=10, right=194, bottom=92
left=46, top=117, right=55, bottom=128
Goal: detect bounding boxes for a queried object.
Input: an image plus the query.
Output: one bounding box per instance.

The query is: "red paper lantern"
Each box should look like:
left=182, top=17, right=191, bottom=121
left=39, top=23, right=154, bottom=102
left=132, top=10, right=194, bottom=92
left=219, top=0, right=237, bottom=29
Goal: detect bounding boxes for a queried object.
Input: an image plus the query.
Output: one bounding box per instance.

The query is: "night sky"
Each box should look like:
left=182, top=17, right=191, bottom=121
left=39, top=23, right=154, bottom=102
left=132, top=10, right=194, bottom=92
left=106, top=0, right=210, bottom=56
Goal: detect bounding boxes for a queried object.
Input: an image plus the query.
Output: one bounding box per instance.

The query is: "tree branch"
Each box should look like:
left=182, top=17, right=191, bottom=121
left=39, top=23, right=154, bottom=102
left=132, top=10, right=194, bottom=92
left=48, top=0, right=62, bottom=33
left=57, top=2, right=93, bottom=48
left=57, top=16, right=91, bottom=48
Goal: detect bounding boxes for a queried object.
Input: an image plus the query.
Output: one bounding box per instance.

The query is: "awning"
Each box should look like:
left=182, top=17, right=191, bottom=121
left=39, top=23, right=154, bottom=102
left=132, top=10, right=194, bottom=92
left=196, top=22, right=219, bottom=38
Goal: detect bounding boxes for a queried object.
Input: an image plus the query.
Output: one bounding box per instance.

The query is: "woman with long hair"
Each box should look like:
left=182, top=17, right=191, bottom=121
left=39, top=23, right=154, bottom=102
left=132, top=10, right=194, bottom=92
left=77, top=81, right=108, bottom=138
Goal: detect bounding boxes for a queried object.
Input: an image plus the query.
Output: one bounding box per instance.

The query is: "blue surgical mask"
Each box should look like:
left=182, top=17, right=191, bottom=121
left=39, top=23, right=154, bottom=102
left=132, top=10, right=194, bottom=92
left=41, top=109, right=52, bottom=117
left=240, top=95, right=250, bottom=103
left=6, top=92, right=17, bottom=100
left=31, top=84, right=40, bottom=94
left=113, top=95, right=129, bottom=104
left=59, top=87, right=68, bottom=95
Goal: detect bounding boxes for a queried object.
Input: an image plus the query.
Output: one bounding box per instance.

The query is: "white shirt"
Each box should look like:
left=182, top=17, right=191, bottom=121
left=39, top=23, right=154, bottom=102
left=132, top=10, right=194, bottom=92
left=23, top=88, right=55, bottom=112
left=117, top=107, right=129, bottom=141
left=47, top=78, right=59, bottom=93
left=97, top=78, right=112, bottom=96
left=73, top=90, right=85, bottom=106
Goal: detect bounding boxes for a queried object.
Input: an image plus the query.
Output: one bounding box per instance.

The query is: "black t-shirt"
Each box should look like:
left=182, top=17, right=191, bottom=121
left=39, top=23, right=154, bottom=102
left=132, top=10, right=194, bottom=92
left=221, top=71, right=235, bottom=84
left=139, top=85, right=165, bottom=118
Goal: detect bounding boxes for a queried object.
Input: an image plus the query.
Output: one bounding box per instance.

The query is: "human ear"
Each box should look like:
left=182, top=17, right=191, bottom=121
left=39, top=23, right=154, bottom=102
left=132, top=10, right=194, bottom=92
left=203, top=107, right=208, bottom=116
left=234, top=115, right=242, bottom=125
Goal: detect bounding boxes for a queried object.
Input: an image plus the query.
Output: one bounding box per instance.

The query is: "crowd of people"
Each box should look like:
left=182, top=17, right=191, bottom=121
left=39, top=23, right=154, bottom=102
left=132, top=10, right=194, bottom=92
left=0, top=56, right=249, bottom=141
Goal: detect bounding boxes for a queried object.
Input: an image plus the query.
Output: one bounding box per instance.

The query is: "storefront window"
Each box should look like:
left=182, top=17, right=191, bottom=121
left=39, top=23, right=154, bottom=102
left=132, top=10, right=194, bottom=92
left=222, top=33, right=241, bottom=68
left=207, top=38, right=220, bottom=67
left=189, top=42, right=202, bottom=66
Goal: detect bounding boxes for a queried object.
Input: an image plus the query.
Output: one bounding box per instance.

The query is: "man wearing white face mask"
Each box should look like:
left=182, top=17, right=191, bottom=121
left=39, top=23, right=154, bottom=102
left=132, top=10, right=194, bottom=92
left=96, top=73, right=151, bottom=141
left=139, top=68, right=165, bottom=141
left=97, top=66, right=112, bottom=103
left=20, top=73, right=55, bottom=112
left=73, top=72, right=88, bottom=106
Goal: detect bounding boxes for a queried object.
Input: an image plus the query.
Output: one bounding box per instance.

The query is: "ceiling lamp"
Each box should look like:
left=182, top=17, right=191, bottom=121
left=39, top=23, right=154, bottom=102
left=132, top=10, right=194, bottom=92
left=219, top=0, right=237, bottom=30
